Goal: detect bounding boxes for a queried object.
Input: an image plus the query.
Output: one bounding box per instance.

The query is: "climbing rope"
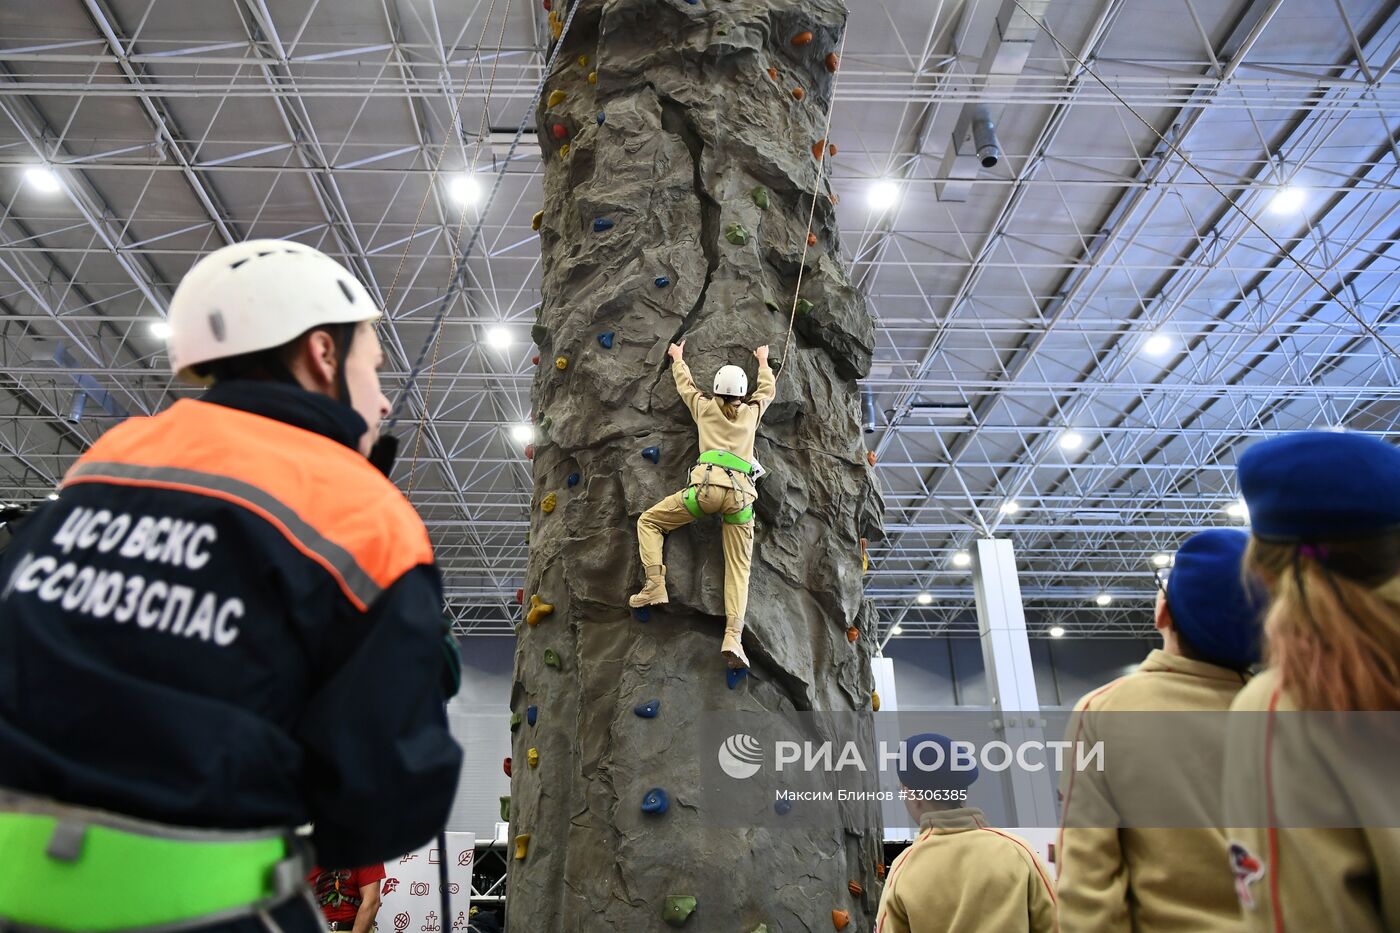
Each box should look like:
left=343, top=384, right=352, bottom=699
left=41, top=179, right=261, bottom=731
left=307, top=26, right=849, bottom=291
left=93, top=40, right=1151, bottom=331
left=1009, top=0, right=1400, bottom=362
left=776, top=27, right=850, bottom=388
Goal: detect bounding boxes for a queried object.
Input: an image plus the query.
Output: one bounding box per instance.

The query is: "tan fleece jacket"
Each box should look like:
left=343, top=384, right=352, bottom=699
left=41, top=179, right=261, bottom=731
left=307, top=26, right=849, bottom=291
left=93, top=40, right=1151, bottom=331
left=672, top=360, right=775, bottom=492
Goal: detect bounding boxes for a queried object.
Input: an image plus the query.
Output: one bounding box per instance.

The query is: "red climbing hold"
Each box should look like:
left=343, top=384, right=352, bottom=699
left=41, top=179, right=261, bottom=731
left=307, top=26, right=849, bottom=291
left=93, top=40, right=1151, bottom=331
left=525, top=444, right=535, bottom=461
left=792, top=31, right=814, bottom=46
left=848, top=880, right=864, bottom=897
left=516, top=588, right=525, bottom=605
left=503, top=756, right=512, bottom=777
left=876, top=863, right=886, bottom=879
left=542, top=0, right=550, bottom=8
left=828, top=143, right=837, bottom=157
left=532, top=354, right=541, bottom=365
left=551, top=123, right=568, bottom=140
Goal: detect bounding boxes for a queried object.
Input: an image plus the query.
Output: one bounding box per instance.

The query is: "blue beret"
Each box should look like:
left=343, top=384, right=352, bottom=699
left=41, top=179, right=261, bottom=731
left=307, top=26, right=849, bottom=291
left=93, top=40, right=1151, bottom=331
left=1166, top=529, right=1265, bottom=669
left=897, top=733, right=978, bottom=792
left=1238, top=431, right=1400, bottom=540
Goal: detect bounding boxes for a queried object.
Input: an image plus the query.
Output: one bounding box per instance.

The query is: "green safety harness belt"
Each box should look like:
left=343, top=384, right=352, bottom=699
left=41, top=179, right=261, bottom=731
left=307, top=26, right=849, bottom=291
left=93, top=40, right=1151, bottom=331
left=682, top=450, right=755, bottom=525
left=0, top=792, right=306, bottom=932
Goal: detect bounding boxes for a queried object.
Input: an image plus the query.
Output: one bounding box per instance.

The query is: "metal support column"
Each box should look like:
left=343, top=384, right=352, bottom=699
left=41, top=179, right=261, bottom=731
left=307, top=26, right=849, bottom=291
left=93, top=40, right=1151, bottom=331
left=972, top=537, right=1058, bottom=827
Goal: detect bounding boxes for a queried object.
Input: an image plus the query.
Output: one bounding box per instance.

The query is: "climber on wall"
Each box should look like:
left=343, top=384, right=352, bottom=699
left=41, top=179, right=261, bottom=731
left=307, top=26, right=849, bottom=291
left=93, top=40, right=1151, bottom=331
left=629, top=340, right=775, bottom=670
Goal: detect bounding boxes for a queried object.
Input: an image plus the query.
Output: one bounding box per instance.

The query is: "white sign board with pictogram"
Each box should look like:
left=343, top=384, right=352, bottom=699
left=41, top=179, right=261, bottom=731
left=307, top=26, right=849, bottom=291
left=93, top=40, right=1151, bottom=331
left=379, top=832, right=476, bottom=933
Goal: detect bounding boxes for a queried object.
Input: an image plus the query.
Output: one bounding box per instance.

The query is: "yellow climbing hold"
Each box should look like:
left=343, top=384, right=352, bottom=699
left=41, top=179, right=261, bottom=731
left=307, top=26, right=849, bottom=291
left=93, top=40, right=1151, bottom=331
left=527, top=747, right=540, bottom=768
left=547, top=89, right=567, bottom=107
left=532, top=210, right=544, bottom=231
left=541, top=492, right=557, bottom=514
left=549, top=11, right=562, bottom=38
left=588, top=71, right=597, bottom=85
left=577, top=54, right=589, bottom=68
left=555, top=356, right=569, bottom=371
left=560, top=143, right=571, bottom=158
left=526, top=594, right=554, bottom=626
left=872, top=690, right=881, bottom=712
left=514, top=834, right=531, bottom=860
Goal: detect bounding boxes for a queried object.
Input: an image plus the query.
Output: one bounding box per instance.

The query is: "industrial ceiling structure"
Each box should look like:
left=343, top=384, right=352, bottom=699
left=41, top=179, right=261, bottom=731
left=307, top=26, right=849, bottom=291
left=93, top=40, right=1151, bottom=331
left=1, top=0, right=1398, bottom=639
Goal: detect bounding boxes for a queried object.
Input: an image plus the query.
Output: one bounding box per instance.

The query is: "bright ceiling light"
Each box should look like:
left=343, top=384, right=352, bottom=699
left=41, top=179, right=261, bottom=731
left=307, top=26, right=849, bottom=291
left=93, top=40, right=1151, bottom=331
left=1049, top=625, right=1065, bottom=638
left=915, top=592, right=933, bottom=605
left=1095, top=593, right=1113, bottom=607
left=24, top=167, right=61, bottom=193
left=149, top=321, right=172, bottom=340
left=1059, top=430, right=1084, bottom=452
left=449, top=174, right=481, bottom=205
left=510, top=424, right=534, bottom=443
left=486, top=325, right=512, bottom=349
left=47, top=493, right=59, bottom=501
left=1143, top=332, right=1173, bottom=357
left=1226, top=500, right=1249, bottom=521
left=891, top=625, right=904, bottom=636
left=999, top=500, right=1020, bottom=515
left=1269, top=184, right=1307, bottom=214
left=951, top=550, right=972, bottom=568
left=868, top=180, right=899, bottom=211
left=1151, top=552, right=1171, bottom=568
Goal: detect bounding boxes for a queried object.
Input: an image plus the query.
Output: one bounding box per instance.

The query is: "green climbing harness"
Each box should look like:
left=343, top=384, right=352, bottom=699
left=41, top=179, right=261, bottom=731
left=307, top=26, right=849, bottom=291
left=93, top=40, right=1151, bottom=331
left=683, top=450, right=756, bottom=524
left=0, top=794, right=304, bottom=931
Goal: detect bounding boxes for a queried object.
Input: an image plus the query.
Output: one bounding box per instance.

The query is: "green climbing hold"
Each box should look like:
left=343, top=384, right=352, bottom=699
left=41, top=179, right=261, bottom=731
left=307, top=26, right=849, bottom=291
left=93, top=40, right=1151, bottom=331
left=724, top=223, right=749, bottom=246
left=764, top=298, right=779, bottom=313
left=661, top=895, right=697, bottom=927
left=544, top=648, right=561, bottom=668
left=795, top=298, right=814, bottom=314
left=510, top=712, right=522, bottom=731
left=499, top=796, right=511, bottom=822
left=531, top=323, right=548, bottom=345
left=751, top=927, right=769, bottom=933
left=751, top=187, right=769, bottom=210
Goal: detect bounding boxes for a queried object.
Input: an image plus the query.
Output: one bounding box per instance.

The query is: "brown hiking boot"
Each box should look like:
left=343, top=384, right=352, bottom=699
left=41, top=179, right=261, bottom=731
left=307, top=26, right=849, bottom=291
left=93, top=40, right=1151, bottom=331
left=629, top=565, right=669, bottom=608
left=721, top=618, right=749, bottom=670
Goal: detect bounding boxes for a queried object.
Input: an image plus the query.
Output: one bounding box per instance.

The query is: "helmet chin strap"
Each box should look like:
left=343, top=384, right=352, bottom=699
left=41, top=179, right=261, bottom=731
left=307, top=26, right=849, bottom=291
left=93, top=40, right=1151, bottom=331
left=327, top=322, right=399, bottom=476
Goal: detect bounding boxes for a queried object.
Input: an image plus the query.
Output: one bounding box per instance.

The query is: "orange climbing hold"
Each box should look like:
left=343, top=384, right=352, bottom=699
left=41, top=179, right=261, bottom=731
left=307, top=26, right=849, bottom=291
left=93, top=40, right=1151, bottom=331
left=832, top=910, right=850, bottom=931
left=876, top=863, right=886, bottom=879
left=792, top=87, right=805, bottom=101
left=828, top=143, right=837, bottom=157
left=846, top=627, right=859, bottom=643
left=527, top=594, right=555, bottom=626
left=791, top=31, right=814, bottom=46
left=867, top=450, right=877, bottom=467
left=807, top=232, right=817, bottom=247
left=812, top=139, right=825, bottom=160
left=767, top=66, right=778, bottom=81
left=848, top=880, right=864, bottom=897
left=826, top=52, right=839, bottom=73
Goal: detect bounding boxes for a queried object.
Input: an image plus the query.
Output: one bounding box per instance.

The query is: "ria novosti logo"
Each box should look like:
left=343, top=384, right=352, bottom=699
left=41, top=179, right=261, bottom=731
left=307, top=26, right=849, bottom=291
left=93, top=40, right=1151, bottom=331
left=717, top=733, right=764, bottom=779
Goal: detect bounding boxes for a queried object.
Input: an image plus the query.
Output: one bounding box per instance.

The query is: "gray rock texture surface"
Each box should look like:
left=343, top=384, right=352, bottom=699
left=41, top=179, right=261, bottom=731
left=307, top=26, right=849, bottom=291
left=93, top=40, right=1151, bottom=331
left=509, top=1, right=885, bottom=928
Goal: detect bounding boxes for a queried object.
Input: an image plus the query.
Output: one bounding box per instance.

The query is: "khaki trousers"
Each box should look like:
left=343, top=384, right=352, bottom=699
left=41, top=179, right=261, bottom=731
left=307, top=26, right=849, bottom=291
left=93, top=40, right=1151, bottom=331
left=637, top=485, right=754, bottom=624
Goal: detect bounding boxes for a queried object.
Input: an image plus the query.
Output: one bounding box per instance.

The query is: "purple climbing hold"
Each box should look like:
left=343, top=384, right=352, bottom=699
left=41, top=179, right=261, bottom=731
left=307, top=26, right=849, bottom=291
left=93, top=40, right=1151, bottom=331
left=727, top=667, right=748, bottom=690
left=567, top=472, right=580, bottom=488
left=634, top=606, right=651, bottom=622
left=526, top=705, right=538, bottom=726
left=634, top=698, right=661, bottom=718
left=593, top=217, right=614, bottom=233
left=598, top=331, right=615, bottom=349
left=596, top=111, right=606, bottom=125
left=654, top=276, right=670, bottom=288
left=642, top=446, right=660, bottom=464
left=775, top=797, right=793, bottom=816
left=641, top=788, right=670, bottom=814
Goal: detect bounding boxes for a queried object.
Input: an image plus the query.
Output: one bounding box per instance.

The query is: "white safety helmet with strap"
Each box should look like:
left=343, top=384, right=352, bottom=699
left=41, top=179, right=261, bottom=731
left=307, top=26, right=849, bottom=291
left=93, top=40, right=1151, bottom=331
left=166, top=239, right=380, bottom=384
left=713, top=364, right=748, bottom=398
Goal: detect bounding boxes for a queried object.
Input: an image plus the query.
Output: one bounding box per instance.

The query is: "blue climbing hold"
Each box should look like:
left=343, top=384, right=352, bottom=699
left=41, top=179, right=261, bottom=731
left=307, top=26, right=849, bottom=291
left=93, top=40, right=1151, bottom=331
left=727, top=667, right=748, bottom=690
left=641, top=788, right=670, bottom=814
left=567, top=472, right=580, bottom=488
left=634, top=606, right=651, bottom=622
left=634, top=698, right=661, bottom=718
left=593, top=217, right=614, bottom=233
left=596, top=111, right=606, bottom=125
left=527, top=705, right=538, bottom=726
left=655, top=276, right=670, bottom=288
left=775, top=798, right=793, bottom=816
left=598, top=331, right=615, bottom=349
left=642, top=446, right=660, bottom=464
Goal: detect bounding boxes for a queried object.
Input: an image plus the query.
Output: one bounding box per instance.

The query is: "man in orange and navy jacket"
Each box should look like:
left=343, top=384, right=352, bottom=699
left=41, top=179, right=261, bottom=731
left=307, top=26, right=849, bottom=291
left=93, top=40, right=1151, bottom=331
left=0, top=240, right=461, bottom=933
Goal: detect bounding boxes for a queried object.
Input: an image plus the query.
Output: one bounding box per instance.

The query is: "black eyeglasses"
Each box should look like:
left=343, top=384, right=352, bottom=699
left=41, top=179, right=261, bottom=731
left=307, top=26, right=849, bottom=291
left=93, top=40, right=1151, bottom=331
left=1151, top=564, right=1170, bottom=594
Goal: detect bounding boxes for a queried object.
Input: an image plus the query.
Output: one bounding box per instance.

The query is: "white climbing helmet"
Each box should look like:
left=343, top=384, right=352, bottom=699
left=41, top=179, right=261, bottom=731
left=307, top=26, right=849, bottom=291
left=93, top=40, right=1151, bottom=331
left=713, top=364, right=748, bottom=397
left=166, top=239, right=380, bottom=384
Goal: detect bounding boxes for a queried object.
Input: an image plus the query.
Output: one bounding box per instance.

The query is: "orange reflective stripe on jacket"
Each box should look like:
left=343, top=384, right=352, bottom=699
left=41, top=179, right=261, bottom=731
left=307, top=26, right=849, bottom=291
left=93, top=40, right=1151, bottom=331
left=62, top=399, right=433, bottom=612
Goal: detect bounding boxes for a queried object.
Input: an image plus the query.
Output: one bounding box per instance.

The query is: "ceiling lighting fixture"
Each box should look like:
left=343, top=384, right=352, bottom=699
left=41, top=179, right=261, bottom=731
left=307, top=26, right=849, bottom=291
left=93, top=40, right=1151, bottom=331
left=510, top=424, right=534, bottom=443
left=1269, top=184, right=1307, bottom=214
left=47, top=493, right=59, bottom=501
left=449, top=174, right=481, bottom=205
left=868, top=180, right=899, bottom=212
left=1226, top=500, right=1249, bottom=521
left=951, top=550, right=971, bottom=568
left=1058, top=430, right=1084, bottom=452
left=1095, top=593, right=1113, bottom=607
left=149, top=321, right=172, bottom=340
left=915, top=592, right=933, bottom=605
left=999, top=500, right=1020, bottom=515
left=1151, top=552, right=1171, bottom=568
left=891, top=625, right=904, bottom=636
left=24, top=167, right=61, bottom=193
left=486, top=326, right=512, bottom=349
left=1142, top=332, right=1173, bottom=357
left=1049, top=625, right=1065, bottom=638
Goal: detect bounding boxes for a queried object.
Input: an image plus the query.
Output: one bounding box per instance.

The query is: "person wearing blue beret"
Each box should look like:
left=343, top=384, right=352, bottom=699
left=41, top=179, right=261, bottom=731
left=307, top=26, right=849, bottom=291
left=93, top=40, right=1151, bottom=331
left=1222, top=431, right=1400, bottom=932
left=1057, top=528, right=1266, bottom=933
left=874, top=733, right=1055, bottom=933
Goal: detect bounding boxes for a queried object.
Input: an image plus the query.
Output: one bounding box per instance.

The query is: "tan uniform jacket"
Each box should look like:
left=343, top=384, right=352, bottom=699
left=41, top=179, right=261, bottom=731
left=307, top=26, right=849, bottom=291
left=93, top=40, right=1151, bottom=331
left=672, top=360, right=774, bottom=494
left=1224, top=669, right=1400, bottom=933
left=1057, top=649, right=1250, bottom=933
left=874, top=808, right=1056, bottom=933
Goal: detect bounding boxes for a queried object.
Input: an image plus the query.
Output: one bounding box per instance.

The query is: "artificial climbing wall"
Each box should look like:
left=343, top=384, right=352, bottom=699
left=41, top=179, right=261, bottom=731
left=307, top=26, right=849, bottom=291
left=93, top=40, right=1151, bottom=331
left=509, top=0, right=885, bottom=929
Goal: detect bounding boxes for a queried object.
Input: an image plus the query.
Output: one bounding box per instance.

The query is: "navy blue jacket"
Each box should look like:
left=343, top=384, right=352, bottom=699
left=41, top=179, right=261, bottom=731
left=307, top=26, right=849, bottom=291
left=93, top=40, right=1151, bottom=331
left=0, top=381, right=462, bottom=868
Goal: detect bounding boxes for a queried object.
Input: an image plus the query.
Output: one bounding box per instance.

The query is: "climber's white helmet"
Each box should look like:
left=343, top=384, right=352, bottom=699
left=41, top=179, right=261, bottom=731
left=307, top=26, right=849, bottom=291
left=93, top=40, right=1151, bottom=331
left=167, top=239, right=380, bottom=384
left=713, top=364, right=748, bottom=397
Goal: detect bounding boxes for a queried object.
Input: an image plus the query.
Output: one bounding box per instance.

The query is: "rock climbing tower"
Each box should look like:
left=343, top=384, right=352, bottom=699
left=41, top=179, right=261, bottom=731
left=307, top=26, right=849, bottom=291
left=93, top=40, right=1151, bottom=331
left=508, top=0, right=884, bottom=928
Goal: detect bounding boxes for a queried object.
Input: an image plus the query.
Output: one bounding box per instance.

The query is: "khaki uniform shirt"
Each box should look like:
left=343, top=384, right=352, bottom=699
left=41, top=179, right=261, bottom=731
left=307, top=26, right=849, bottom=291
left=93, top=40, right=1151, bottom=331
left=1224, top=669, right=1400, bottom=933
left=1057, top=649, right=1250, bottom=933
left=672, top=360, right=774, bottom=494
left=874, top=808, right=1056, bottom=933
